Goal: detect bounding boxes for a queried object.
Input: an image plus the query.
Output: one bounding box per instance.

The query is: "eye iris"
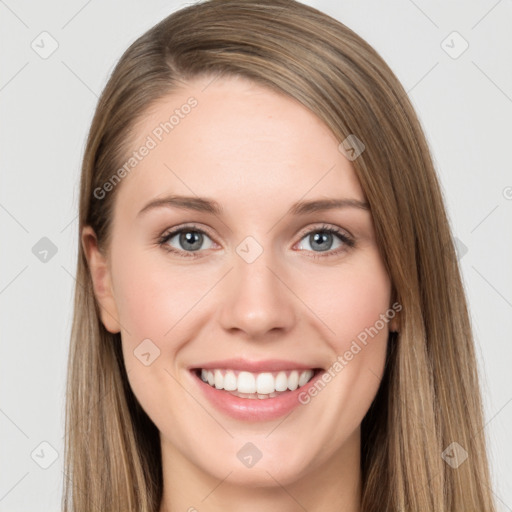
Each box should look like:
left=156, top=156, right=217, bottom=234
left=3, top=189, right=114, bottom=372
left=180, top=231, right=202, bottom=251
left=310, top=231, right=333, bottom=252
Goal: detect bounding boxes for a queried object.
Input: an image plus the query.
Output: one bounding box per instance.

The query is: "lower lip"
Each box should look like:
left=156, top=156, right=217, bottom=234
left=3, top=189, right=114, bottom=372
left=190, top=369, right=325, bottom=421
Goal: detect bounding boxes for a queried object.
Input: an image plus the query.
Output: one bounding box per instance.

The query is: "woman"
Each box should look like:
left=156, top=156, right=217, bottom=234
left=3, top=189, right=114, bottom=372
left=63, top=1, right=496, bottom=510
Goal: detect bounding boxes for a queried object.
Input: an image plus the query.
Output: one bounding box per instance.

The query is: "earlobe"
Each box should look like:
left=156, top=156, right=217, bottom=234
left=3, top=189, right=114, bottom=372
left=81, top=226, right=121, bottom=334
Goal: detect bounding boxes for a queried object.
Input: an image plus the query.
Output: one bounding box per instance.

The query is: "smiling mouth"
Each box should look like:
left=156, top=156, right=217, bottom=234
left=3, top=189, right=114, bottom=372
left=192, top=368, right=322, bottom=399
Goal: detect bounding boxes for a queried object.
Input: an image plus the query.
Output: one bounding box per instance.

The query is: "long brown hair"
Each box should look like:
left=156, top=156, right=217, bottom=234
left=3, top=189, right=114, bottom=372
left=63, top=1, right=496, bottom=510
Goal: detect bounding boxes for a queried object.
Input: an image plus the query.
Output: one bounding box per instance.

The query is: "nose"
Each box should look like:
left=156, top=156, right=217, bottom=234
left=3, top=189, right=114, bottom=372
left=218, top=247, right=297, bottom=340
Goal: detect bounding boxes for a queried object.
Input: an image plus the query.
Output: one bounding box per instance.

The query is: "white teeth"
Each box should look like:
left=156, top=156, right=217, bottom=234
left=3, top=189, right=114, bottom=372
left=237, top=371, right=256, bottom=393
left=198, top=368, right=315, bottom=396
left=288, top=370, right=299, bottom=391
left=275, top=371, right=288, bottom=392
left=214, top=369, right=223, bottom=389
left=298, top=370, right=311, bottom=387
left=223, top=371, right=237, bottom=391
left=256, top=372, right=275, bottom=394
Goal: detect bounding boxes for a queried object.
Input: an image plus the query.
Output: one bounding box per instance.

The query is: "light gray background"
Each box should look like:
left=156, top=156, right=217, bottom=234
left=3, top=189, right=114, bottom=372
left=1, top=0, right=511, bottom=510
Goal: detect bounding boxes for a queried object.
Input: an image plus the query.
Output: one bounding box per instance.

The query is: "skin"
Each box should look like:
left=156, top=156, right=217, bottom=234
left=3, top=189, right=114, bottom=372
left=83, top=75, right=399, bottom=512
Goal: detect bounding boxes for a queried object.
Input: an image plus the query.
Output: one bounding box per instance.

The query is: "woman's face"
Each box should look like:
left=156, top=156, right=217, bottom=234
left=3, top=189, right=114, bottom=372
left=84, top=75, right=398, bottom=490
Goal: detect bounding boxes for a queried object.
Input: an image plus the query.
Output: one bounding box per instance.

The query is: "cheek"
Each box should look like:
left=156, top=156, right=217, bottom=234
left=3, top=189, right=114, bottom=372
left=111, top=247, right=199, bottom=343
left=319, top=258, right=391, bottom=436
left=302, top=254, right=392, bottom=353
left=285, top=256, right=392, bottom=456
left=110, top=248, right=195, bottom=424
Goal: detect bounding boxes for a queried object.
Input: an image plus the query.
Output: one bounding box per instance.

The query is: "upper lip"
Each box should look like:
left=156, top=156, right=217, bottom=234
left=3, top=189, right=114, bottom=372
left=190, top=358, right=322, bottom=373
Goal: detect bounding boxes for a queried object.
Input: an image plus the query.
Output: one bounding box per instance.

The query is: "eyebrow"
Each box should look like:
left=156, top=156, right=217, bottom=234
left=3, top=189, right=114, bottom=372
left=137, top=195, right=370, bottom=217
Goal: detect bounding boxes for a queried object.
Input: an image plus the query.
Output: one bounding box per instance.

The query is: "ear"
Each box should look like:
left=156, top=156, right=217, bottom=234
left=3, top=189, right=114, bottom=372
left=81, top=226, right=121, bottom=333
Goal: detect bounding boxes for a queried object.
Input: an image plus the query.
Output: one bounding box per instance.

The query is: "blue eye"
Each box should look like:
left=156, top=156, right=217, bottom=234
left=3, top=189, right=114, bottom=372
left=157, top=223, right=354, bottom=259
left=158, top=224, right=215, bottom=257
left=296, top=225, right=355, bottom=258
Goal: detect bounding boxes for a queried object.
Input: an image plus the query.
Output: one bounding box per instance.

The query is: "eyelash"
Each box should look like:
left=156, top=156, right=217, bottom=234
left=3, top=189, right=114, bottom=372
left=157, top=223, right=355, bottom=260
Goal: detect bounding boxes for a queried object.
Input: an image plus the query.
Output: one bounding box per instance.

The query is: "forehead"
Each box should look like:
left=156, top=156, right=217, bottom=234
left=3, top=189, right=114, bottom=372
left=114, top=75, right=365, bottom=220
